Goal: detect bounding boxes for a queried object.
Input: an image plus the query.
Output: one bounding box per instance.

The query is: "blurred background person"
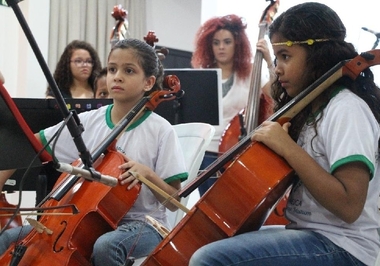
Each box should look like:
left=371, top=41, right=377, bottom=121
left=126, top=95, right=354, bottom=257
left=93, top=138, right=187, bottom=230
left=94, top=67, right=109, bottom=99
left=191, top=14, right=275, bottom=196
left=46, top=40, right=102, bottom=99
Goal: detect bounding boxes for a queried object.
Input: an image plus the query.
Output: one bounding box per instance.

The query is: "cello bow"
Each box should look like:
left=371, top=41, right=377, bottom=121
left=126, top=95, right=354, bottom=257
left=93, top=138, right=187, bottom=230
left=180, top=49, right=380, bottom=198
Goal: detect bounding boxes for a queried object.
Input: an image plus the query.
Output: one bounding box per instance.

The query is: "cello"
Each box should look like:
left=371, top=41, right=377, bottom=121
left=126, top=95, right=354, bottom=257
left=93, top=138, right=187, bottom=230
left=0, top=75, right=181, bottom=265
left=141, top=50, right=380, bottom=266
left=217, top=0, right=287, bottom=226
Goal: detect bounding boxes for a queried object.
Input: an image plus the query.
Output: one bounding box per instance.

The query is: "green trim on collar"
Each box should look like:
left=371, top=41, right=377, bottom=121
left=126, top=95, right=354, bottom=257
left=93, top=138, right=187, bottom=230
left=329, top=85, right=346, bottom=99
left=105, top=104, right=114, bottom=128
left=105, top=104, right=152, bottom=131
left=331, top=154, right=374, bottom=180
left=307, top=85, right=346, bottom=123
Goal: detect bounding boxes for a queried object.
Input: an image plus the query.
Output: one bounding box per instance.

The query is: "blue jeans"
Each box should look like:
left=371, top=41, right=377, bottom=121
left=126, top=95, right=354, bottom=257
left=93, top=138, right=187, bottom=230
left=189, top=227, right=365, bottom=266
left=0, top=225, right=32, bottom=255
left=198, top=151, right=219, bottom=196
left=0, top=221, right=162, bottom=266
left=92, top=220, right=162, bottom=266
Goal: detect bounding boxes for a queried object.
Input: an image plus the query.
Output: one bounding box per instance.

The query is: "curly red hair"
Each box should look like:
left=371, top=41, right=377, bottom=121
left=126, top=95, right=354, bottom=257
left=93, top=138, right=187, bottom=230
left=191, top=14, right=252, bottom=80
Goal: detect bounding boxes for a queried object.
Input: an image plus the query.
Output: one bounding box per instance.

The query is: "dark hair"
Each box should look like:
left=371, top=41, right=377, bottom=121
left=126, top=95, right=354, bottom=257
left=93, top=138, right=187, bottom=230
left=269, top=2, right=380, bottom=142
left=46, top=40, right=102, bottom=98
left=93, top=67, right=108, bottom=94
left=191, top=14, right=252, bottom=80
left=109, top=38, right=164, bottom=93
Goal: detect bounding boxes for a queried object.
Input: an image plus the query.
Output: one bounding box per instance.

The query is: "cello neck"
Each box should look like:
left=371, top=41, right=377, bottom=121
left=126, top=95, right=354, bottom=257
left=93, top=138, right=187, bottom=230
left=244, top=0, right=280, bottom=133
left=244, top=22, right=267, bottom=133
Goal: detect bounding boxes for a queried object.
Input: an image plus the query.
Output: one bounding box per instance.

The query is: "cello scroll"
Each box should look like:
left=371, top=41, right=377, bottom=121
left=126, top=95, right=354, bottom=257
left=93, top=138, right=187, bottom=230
left=110, top=4, right=130, bottom=47
left=144, top=31, right=169, bottom=61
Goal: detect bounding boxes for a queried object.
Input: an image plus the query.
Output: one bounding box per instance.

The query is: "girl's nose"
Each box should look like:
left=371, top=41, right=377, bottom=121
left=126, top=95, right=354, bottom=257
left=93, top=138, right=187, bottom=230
left=113, top=72, right=123, bottom=82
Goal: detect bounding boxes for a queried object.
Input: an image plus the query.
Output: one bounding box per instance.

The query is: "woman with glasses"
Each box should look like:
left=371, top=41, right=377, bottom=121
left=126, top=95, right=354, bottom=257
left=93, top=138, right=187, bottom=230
left=45, top=40, right=102, bottom=98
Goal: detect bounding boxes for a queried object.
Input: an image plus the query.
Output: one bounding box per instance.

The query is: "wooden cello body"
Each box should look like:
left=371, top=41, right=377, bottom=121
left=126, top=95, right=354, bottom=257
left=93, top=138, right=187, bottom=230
left=0, top=193, right=22, bottom=230
left=0, top=147, right=140, bottom=265
left=144, top=142, right=294, bottom=265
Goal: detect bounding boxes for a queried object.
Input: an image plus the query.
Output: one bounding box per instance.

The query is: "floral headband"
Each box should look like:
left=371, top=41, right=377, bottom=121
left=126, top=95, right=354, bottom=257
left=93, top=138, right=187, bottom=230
left=272, top=38, right=330, bottom=47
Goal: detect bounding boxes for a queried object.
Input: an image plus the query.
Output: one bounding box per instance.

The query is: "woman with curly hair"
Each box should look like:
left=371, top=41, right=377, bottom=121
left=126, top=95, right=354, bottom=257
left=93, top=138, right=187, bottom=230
left=192, top=14, right=274, bottom=196
left=46, top=40, right=102, bottom=98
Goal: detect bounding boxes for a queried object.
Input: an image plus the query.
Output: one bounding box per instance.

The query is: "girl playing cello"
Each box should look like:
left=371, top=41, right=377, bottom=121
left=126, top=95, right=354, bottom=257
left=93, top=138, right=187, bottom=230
left=0, top=38, right=187, bottom=265
left=190, top=2, right=380, bottom=266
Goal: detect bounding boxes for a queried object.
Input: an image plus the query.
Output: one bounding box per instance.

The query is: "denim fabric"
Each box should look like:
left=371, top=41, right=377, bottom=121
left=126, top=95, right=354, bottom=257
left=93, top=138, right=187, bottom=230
left=198, top=151, right=219, bottom=196
left=92, top=220, right=162, bottom=266
left=0, top=225, right=32, bottom=255
left=189, top=227, right=365, bottom=266
left=0, top=221, right=162, bottom=266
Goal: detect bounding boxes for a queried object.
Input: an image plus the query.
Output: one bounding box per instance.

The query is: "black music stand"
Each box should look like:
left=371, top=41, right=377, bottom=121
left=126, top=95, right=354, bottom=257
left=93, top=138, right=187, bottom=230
left=154, top=69, right=222, bottom=125
left=0, top=89, right=40, bottom=170
left=0, top=82, right=52, bottom=194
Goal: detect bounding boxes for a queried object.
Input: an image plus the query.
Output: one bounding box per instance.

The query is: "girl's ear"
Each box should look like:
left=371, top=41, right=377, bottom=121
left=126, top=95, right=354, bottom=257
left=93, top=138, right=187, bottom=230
left=144, top=75, right=156, bottom=91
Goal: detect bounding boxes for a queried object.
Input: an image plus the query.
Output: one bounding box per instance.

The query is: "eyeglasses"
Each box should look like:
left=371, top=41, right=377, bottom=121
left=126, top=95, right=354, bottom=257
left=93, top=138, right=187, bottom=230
left=70, top=59, right=94, bottom=67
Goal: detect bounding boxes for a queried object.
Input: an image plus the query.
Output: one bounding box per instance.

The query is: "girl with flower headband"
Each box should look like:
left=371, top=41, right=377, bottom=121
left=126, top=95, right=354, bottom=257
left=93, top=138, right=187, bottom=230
left=191, top=14, right=275, bottom=196
left=189, top=2, right=380, bottom=266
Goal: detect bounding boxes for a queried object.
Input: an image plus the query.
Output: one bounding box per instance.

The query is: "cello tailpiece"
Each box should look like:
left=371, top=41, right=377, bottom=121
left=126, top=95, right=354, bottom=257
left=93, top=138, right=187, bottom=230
left=10, top=244, right=26, bottom=266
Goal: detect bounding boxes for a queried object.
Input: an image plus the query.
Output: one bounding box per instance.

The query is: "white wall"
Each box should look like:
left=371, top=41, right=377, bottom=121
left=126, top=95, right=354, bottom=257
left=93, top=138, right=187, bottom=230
left=0, top=1, right=50, bottom=98
left=146, top=0, right=202, bottom=52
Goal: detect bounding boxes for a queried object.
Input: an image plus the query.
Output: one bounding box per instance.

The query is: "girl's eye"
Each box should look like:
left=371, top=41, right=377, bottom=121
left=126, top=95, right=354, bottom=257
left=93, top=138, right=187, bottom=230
left=108, top=67, right=116, bottom=73
left=126, top=68, right=134, bottom=74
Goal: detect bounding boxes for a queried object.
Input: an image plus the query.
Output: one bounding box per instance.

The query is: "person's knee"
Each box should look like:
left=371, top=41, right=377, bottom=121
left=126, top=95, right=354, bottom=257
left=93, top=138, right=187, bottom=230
left=93, top=233, right=110, bottom=255
left=189, top=247, right=208, bottom=266
left=0, top=229, right=18, bottom=254
left=0, top=226, right=33, bottom=255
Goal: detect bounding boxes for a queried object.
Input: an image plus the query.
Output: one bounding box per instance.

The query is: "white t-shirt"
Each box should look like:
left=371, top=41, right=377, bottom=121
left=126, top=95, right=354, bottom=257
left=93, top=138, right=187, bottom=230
left=286, top=89, right=380, bottom=266
left=40, top=104, right=188, bottom=229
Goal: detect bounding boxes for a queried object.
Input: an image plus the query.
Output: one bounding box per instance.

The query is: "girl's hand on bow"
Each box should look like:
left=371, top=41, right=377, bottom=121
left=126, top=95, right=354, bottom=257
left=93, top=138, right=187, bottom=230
left=118, top=153, right=154, bottom=190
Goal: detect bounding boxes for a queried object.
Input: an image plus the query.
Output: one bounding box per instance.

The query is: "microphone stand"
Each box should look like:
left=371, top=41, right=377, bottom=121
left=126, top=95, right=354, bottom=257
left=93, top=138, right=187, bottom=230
left=5, top=1, right=95, bottom=263
left=5, top=0, right=94, bottom=170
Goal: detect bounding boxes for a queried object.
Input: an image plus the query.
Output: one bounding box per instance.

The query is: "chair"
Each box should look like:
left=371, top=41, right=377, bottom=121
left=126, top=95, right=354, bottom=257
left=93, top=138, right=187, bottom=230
left=133, top=122, right=214, bottom=265
left=166, top=122, right=215, bottom=227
